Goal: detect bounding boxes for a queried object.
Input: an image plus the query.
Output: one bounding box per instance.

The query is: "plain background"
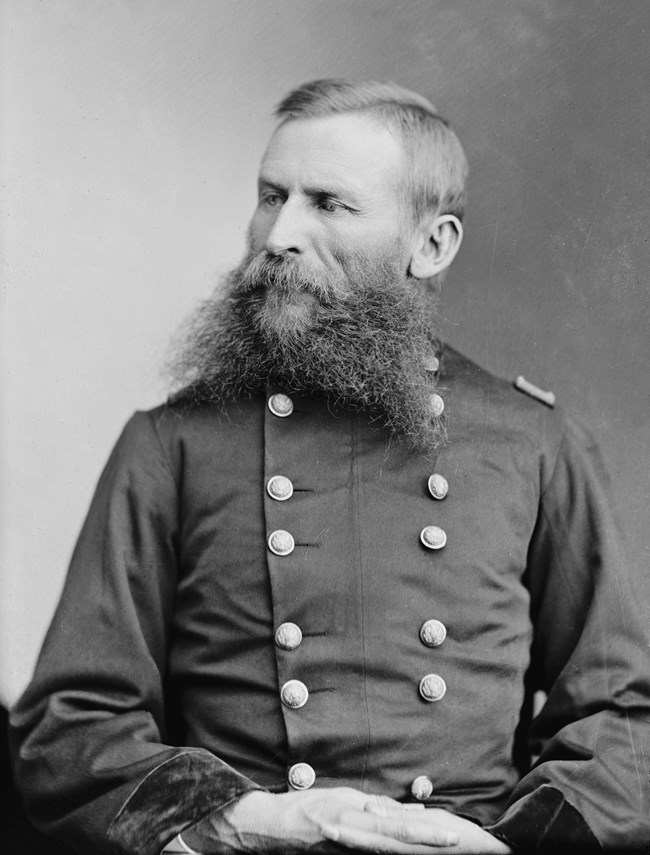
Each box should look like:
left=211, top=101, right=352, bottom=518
left=1, top=0, right=649, bottom=706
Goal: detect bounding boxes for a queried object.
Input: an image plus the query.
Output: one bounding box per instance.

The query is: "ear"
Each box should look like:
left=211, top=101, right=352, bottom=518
left=408, top=214, right=463, bottom=280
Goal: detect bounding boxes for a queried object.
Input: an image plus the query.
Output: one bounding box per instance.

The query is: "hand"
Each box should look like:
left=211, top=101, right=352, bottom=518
left=353, top=804, right=513, bottom=854
left=181, top=788, right=512, bottom=854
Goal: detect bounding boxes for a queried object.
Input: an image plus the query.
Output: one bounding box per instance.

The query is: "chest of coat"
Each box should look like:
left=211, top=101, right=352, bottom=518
left=164, top=389, right=546, bottom=802
left=172, top=396, right=539, bottom=667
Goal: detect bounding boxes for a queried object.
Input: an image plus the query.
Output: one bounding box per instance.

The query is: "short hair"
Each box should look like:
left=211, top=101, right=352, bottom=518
left=275, top=78, right=468, bottom=225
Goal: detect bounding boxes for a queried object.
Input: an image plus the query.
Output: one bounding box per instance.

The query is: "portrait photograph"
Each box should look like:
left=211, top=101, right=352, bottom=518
left=2, top=2, right=649, bottom=853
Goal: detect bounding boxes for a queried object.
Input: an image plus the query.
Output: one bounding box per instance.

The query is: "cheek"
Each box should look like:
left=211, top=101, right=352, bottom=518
left=248, top=210, right=269, bottom=252
left=330, top=227, right=407, bottom=270
left=324, top=227, right=370, bottom=264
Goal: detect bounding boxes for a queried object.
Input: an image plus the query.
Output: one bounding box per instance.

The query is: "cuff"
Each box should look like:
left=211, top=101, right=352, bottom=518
left=107, top=750, right=262, bottom=855
left=484, top=785, right=601, bottom=853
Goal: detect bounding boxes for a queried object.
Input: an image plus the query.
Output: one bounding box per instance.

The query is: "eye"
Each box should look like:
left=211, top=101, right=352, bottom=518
left=260, top=192, right=283, bottom=208
left=317, top=198, right=344, bottom=214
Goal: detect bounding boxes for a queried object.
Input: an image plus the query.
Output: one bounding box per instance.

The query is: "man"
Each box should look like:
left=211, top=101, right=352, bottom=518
left=10, top=79, right=650, bottom=854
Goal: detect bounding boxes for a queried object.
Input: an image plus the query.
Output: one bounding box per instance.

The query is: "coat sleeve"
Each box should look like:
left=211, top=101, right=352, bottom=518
left=485, top=416, right=650, bottom=852
left=9, top=412, right=262, bottom=855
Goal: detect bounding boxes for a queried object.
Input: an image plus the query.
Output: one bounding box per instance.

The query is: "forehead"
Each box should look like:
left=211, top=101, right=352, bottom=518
left=259, top=113, right=405, bottom=199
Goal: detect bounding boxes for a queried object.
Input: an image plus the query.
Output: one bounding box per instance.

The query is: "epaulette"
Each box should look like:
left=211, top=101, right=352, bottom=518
left=513, top=375, right=556, bottom=408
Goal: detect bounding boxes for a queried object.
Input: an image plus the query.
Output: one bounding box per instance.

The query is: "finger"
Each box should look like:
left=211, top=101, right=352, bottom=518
left=370, top=814, right=459, bottom=848
left=322, top=816, right=459, bottom=850
left=322, top=825, right=458, bottom=852
left=364, top=799, right=425, bottom=817
left=363, top=795, right=414, bottom=817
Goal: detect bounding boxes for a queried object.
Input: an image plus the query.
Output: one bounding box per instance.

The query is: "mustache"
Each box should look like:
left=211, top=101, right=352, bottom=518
left=238, top=251, right=347, bottom=302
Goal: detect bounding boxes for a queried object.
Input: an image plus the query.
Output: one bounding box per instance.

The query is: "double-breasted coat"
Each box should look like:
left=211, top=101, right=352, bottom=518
left=10, top=346, right=650, bottom=853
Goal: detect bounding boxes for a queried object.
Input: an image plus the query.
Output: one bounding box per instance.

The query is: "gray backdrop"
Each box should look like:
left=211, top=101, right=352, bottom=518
left=2, top=0, right=649, bottom=703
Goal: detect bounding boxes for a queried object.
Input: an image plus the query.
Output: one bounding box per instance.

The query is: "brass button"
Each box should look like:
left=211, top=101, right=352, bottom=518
left=288, top=762, right=316, bottom=790
left=420, top=526, right=447, bottom=550
left=268, top=530, right=295, bottom=556
left=419, top=673, right=446, bottom=702
left=268, top=393, right=294, bottom=417
left=427, top=473, right=448, bottom=500
left=420, top=619, right=447, bottom=648
left=411, top=775, right=434, bottom=801
left=429, top=393, right=445, bottom=417
left=275, top=622, right=302, bottom=651
left=281, top=679, right=309, bottom=709
left=267, top=475, right=294, bottom=501
left=423, top=355, right=440, bottom=373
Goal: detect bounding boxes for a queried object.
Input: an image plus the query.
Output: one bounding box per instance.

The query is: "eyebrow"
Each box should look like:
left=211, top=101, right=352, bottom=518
left=258, top=176, right=361, bottom=205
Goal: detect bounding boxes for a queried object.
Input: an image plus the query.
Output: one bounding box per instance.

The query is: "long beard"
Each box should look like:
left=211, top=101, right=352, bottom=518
left=168, top=247, right=446, bottom=452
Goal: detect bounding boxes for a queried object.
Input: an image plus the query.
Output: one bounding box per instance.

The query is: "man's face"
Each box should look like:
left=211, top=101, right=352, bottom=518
left=247, top=112, right=412, bottom=332
left=170, top=111, right=448, bottom=449
left=170, top=111, right=446, bottom=449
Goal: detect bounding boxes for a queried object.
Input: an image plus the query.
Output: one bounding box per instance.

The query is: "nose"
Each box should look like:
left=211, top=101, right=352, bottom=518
left=264, top=198, right=307, bottom=256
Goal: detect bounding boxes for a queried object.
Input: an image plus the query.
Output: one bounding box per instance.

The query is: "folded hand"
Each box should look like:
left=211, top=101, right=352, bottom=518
left=181, top=788, right=512, bottom=854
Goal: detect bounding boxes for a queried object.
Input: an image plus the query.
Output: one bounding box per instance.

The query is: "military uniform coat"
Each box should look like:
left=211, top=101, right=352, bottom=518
left=10, top=347, right=650, bottom=853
